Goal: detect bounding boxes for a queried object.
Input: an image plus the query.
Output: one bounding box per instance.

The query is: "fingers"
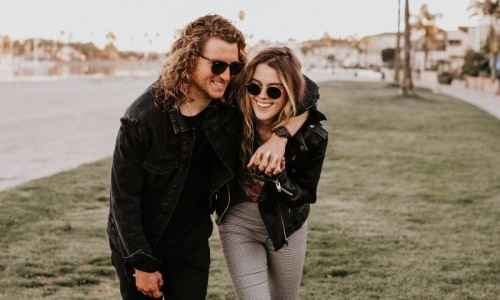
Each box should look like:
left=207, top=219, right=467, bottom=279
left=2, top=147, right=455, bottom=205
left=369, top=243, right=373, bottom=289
left=151, top=276, right=164, bottom=298
left=270, top=157, right=286, bottom=176
left=252, top=134, right=286, bottom=170
left=152, top=288, right=163, bottom=298
left=247, top=156, right=255, bottom=168
left=247, top=149, right=260, bottom=168
left=134, top=270, right=163, bottom=298
left=139, top=285, right=162, bottom=298
left=259, top=151, right=272, bottom=172
left=265, top=154, right=279, bottom=176
left=248, top=149, right=271, bottom=170
left=250, top=147, right=286, bottom=176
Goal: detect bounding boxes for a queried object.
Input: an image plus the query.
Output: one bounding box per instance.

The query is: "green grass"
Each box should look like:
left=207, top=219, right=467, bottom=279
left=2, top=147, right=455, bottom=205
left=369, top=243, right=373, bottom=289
left=1, top=81, right=500, bottom=299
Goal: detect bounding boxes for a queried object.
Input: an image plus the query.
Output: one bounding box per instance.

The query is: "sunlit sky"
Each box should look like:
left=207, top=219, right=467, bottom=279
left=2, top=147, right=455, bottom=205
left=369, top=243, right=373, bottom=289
left=0, top=0, right=479, bottom=52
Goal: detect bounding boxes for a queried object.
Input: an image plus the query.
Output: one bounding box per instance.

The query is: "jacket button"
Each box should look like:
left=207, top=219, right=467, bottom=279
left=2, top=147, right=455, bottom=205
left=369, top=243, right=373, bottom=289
left=309, top=124, right=315, bottom=128
left=172, top=184, right=177, bottom=189
left=300, top=145, right=305, bottom=151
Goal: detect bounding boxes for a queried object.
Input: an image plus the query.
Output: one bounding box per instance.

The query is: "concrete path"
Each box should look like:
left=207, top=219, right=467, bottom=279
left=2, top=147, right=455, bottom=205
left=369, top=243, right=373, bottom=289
left=415, top=81, right=500, bottom=120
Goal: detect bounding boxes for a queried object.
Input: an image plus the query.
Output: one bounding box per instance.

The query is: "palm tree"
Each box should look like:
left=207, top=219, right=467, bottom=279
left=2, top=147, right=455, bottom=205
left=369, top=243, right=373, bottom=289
left=104, top=32, right=118, bottom=60
left=468, top=0, right=500, bottom=80
left=412, top=4, right=444, bottom=70
left=52, top=30, right=65, bottom=60
left=106, top=32, right=116, bottom=45
left=393, top=0, right=402, bottom=85
left=401, top=0, right=414, bottom=95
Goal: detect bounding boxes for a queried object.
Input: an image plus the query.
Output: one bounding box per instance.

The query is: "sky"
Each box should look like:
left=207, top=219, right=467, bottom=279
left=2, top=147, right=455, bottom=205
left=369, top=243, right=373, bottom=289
left=0, top=0, right=480, bottom=53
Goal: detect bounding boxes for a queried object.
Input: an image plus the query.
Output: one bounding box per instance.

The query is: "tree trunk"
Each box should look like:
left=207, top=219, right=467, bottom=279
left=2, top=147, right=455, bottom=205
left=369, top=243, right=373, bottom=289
left=490, top=17, right=498, bottom=82
left=393, top=0, right=402, bottom=85
left=401, top=0, right=414, bottom=95
left=424, top=38, right=429, bottom=71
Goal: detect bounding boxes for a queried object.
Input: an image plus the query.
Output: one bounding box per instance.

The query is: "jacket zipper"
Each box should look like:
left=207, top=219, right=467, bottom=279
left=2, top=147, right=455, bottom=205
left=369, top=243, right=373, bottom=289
left=216, top=184, right=231, bottom=225
left=274, top=179, right=293, bottom=196
left=275, top=198, right=289, bottom=243
left=208, top=141, right=234, bottom=210
left=210, top=175, right=231, bottom=209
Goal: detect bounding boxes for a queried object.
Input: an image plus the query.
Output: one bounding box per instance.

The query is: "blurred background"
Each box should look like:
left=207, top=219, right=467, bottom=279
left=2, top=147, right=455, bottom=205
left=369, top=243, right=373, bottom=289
left=0, top=0, right=490, bottom=81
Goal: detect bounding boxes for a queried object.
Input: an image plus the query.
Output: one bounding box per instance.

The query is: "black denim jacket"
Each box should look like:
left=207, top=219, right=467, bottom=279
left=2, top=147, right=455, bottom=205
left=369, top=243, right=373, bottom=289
left=107, top=86, right=240, bottom=271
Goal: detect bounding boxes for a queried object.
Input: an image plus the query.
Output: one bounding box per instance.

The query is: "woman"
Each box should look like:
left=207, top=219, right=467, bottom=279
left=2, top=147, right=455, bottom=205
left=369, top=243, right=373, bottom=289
left=216, top=47, right=328, bottom=300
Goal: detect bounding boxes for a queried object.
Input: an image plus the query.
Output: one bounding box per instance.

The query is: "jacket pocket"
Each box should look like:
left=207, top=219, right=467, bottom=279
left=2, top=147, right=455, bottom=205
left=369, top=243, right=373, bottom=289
left=142, top=155, right=179, bottom=191
left=141, top=156, right=179, bottom=218
left=143, top=155, right=179, bottom=175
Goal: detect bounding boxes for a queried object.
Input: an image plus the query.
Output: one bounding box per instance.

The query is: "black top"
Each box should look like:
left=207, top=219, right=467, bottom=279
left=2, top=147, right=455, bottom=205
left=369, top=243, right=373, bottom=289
left=154, top=108, right=215, bottom=261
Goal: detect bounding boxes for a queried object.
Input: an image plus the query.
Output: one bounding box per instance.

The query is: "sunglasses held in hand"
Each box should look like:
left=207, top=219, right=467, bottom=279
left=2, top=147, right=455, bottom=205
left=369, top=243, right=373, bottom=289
left=246, top=82, right=283, bottom=100
left=199, top=54, right=245, bottom=76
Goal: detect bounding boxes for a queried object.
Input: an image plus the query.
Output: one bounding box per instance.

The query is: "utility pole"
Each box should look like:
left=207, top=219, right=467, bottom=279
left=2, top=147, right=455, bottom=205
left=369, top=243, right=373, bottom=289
left=401, top=0, right=414, bottom=95
left=393, top=0, right=402, bottom=85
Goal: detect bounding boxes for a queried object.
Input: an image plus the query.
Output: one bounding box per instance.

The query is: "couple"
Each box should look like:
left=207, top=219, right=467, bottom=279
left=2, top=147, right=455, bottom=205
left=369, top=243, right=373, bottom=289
left=107, top=14, right=328, bottom=300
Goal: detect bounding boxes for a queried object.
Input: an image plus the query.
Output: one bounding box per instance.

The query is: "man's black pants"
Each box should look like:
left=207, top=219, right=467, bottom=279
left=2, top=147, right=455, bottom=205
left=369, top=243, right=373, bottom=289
left=110, top=240, right=210, bottom=300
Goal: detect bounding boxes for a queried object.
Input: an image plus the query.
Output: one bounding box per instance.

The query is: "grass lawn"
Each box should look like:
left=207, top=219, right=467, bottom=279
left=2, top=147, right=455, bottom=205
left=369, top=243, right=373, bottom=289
left=1, top=81, right=500, bottom=299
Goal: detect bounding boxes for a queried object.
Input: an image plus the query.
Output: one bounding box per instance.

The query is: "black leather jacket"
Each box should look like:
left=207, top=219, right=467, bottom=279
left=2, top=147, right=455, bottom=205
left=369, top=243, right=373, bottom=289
left=107, top=86, right=240, bottom=271
left=216, top=83, right=328, bottom=251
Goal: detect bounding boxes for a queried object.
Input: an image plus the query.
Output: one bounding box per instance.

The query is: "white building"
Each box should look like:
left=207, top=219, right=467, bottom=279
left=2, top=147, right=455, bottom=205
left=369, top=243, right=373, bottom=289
left=362, top=33, right=399, bottom=68
left=248, top=18, right=488, bottom=76
left=56, top=45, right=85, bottom=61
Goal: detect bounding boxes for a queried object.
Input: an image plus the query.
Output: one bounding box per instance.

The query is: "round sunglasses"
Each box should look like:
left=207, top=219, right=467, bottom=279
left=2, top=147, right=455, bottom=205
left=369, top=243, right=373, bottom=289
left=199, top=54, right=245, bottom=76
left=246, top=82, right=283, bottom=100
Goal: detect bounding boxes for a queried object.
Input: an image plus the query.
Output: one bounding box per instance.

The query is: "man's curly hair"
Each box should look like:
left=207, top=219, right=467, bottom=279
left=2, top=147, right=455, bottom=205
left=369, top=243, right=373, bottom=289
left=153, top=14, right=247, bottom=110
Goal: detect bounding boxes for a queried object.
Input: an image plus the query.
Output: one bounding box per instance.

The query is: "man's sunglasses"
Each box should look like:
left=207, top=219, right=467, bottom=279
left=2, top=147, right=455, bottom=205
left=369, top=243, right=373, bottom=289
left=199, top=54, right=245, bottom=76
left=246, top=82, right=283, bottom=100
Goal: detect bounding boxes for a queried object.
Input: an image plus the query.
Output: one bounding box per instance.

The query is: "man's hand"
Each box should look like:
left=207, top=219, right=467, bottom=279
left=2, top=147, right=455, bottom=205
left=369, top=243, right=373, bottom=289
left=248, top=111, right=309, bottom=175
left=134, top=269, right=163, bottom=298
left=248, top=134, right=286, bottom=176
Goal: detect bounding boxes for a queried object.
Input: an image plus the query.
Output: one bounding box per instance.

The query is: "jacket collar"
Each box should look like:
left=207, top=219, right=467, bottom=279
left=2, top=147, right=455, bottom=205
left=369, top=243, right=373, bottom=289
left=167, top=99, right=220, bottom=134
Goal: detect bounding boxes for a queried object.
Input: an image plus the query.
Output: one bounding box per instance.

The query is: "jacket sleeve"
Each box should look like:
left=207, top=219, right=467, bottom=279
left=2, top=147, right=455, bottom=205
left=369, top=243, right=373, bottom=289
left=296, top=75, right=327, bottom=124
left=109, top=117, right=161, bottom=272
left=272, top=128, right=328, bottom=208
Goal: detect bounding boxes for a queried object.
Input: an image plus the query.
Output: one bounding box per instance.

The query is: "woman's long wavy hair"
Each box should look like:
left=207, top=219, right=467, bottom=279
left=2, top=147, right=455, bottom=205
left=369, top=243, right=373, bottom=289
left=239, top=47, right=305, bottom=165
left=153, top=14, right=247, bottom=110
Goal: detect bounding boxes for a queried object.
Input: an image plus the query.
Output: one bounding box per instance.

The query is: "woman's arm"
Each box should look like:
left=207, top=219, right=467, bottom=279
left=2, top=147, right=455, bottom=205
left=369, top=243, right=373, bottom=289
left=247, top=111, right=309, bottom=175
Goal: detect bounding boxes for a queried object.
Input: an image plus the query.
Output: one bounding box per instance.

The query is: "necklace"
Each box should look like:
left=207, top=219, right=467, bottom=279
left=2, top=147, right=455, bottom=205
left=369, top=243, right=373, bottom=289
left=185, top=101, right=194, bottom=116
left=179, top=99, right=194, bottom=117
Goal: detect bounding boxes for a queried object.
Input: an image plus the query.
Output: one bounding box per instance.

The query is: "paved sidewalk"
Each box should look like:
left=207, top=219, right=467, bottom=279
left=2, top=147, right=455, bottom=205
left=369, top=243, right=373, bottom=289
left=415, top=81, right=500, bottom=120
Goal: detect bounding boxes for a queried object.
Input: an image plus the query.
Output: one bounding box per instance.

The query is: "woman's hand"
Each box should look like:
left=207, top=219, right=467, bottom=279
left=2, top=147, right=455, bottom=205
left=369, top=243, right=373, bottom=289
left=267, top=156, right=286, bottom=176
left=248, top=133, right=287, bottom=176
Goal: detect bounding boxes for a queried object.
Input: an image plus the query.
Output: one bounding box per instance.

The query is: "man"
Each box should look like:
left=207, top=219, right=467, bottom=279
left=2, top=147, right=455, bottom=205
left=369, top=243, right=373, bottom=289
left=108, top=14, right=314, bottom=299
